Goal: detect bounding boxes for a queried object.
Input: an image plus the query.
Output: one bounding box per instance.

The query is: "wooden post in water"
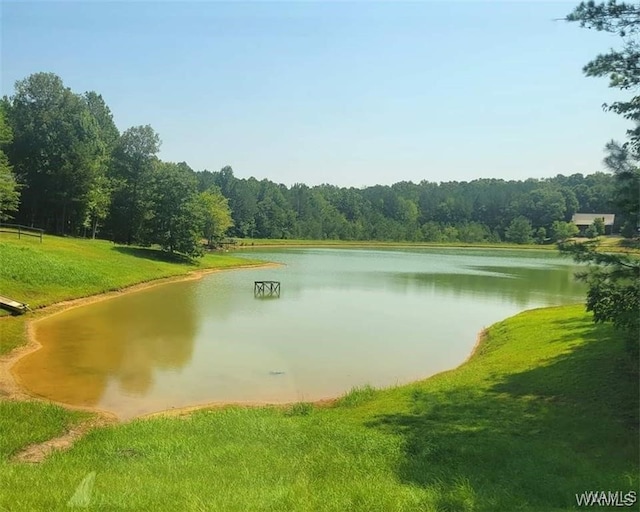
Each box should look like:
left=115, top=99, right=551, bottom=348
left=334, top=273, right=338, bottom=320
left=254, top=281, right=281, bottom=298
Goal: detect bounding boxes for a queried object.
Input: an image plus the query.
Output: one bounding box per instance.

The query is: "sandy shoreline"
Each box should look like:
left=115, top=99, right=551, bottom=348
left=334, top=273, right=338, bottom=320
left=0, top=262, right=280, bottom=409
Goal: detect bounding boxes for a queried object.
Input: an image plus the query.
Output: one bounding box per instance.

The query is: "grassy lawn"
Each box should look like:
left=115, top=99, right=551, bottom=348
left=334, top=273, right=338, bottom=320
left=237, top=237, right=558, bottom=251
left=0, top=234, right=263, bottom=354
left=237, top=236, right=639, bottom=254
left=0, top=305, right=637, bottom=511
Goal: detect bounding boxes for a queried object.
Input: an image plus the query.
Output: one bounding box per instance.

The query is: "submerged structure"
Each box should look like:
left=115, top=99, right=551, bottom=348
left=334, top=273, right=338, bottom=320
left=254, top=281, right=281, bottom=298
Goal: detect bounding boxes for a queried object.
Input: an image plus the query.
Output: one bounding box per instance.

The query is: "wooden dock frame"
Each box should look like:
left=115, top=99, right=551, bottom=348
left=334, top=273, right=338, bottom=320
left=0, top=295, right=30, bottom=315
left=254, top=281, right=281, bottom=298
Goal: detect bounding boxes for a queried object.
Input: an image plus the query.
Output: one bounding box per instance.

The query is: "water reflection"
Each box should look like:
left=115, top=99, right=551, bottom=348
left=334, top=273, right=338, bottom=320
left=14, top=282, right=198, bottom=406
left=384, top=265, right=583, bottom=306
left=14, top=248, right=587, bottom=418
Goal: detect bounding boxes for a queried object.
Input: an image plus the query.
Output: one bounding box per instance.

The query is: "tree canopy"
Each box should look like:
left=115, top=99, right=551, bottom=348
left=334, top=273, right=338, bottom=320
left=0, top=106, right=19, bottom=221
left=0, top=70, right=629, bottom=257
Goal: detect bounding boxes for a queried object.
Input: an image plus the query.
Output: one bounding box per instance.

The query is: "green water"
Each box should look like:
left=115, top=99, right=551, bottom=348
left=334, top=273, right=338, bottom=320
left=16, top=248, right=586, bottom=418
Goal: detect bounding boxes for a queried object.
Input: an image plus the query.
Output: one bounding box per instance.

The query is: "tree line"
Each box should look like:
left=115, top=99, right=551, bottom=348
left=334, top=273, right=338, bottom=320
left=0, top=71, right=633, bottom=258
left=199, top=167, right=625, bottom=243
left=0, top=73, right=232, bottom=257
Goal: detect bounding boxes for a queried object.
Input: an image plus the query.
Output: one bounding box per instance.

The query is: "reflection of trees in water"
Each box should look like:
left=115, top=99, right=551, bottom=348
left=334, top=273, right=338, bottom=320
left=386, top=265, right=586, bottom=306
left=16, top=282, right=198, bottom=405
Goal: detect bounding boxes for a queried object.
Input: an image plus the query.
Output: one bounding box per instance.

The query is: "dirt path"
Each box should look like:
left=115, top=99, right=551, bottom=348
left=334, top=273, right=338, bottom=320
left=10, top=412, right=117, bottom=464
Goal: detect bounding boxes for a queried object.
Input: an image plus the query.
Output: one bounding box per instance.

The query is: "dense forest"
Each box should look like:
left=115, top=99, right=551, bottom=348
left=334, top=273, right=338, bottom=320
left=0, top=72, right=633, bottom=257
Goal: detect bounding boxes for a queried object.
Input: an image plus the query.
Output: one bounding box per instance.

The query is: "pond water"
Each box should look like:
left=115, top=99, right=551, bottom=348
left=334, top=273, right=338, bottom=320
left=13, top=248, right=586, bottom=419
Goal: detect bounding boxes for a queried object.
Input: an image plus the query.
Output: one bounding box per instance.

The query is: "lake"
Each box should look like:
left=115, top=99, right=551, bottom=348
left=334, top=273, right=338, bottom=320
left=13, top=248, right=586, bottom=419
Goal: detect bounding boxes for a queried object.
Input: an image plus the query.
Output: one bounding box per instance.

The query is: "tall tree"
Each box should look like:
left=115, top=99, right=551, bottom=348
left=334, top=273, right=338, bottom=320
left=197, top=186, right=234, bottom=246
left=505, top=216, right=533, bottom=244
left=83, top=174, right=112, bottom=239
left=0, top=106, right=20, bottom=221
left=108, top=125, right=161, bottom=244
left=5, top=72, right=104, bottom=233
left=82, top=92, right=119, bottom=238
left=148, top=161, right=204, bottom=257
left=562, top=1, right=640, bottom=356
left=567, top=1, right=640, bottom=232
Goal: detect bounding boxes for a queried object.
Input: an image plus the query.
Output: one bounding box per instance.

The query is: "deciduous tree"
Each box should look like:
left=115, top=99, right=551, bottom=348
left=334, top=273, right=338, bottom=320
left=5, top=73, right=105, bottom=233
left=197, top=186, right=234, bottom=246
left=108, top=125, right=161, bottom=244
left=550, top=220, right=579, bottom=242
left=149, top=161, right=204, bottom=257
left=505, top=216, right=533, bottom=244
left=0, top=106, right=19, bottom=221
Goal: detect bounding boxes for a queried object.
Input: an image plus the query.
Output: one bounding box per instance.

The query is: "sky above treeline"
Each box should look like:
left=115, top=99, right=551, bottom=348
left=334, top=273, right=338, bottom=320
left=1, top=1, right=631, bottom=187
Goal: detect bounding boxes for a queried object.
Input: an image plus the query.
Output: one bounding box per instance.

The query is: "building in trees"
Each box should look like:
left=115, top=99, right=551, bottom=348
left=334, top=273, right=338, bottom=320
left=571, top=213, right=615, bottom=235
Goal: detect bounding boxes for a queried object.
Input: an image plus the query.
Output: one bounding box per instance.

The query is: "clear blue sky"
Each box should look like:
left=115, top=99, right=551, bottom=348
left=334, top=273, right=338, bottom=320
left=0, top=1, right=630, bottom=187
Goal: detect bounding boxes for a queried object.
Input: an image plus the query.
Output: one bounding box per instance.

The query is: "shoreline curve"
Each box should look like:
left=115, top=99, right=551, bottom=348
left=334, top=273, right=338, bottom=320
left=0, top=262, right=280, bottom=413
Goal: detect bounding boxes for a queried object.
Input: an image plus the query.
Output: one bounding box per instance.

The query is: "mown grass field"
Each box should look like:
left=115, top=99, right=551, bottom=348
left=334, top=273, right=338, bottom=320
left=1, top=305, right=637, bottom=511
left=237, top=237, right=557, bottom=250
left=0, top=234, right=263, bottom=354
left=238, top=235, right=639, bottom=254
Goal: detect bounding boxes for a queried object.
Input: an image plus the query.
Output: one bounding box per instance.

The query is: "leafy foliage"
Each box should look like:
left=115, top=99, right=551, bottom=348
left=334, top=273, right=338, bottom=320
left=550, top=220, right=579, bottom=241
left=560, top=241, right=640, bottom=354
left=147, top=161, right=204, bottom=257
left=107, top=125, right=161, bottom=244
left=567, top=1, right=640, bottom=144
left=5, top=73, right=107, bottom=234
left=0, top=106, right=19, bottom=221
left=585, top=224, right=599, bottom=238
left=567, top=1, right=640, bottom=230
left=593, top=216, right=606, bottom=235
left=505, top=216, right=533, bottom=244
left=562, top=1, right=640, bottom=357
left=560, top=0, right=640, bottom=358
left=0, top=71, right=628, bottom=253
left=197, top=187, right=234, bottom=246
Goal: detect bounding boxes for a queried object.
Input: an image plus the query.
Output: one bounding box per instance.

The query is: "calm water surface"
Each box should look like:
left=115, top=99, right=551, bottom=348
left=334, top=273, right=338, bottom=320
left=14, top=248, right=586, bottom=418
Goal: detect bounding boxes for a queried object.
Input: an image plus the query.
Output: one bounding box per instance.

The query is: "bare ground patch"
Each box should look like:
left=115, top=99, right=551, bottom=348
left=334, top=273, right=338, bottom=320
left=10, top=411, right=117, bottom=464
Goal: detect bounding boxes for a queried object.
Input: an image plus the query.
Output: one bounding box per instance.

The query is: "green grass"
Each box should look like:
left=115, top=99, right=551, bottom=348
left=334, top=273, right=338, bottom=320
left=237, top=236, right=639, bottom=254
left=0, top=305, right=637, bottom=511
left=238, top=237, right=558, bottom=251
left=0, top=401, right=88, bottom=460
left=0, top=234, right=264, bottom=354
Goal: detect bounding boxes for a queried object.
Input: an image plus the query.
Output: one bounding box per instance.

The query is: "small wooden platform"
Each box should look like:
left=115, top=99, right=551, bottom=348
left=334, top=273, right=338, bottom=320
left=254, top=281, right=281, bottom=298
left=0, top=295, right=30, bottom=315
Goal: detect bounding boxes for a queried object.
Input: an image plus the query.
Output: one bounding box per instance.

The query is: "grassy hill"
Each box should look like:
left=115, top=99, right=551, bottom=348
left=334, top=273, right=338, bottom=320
left=0, top=234, right=263, bottom=354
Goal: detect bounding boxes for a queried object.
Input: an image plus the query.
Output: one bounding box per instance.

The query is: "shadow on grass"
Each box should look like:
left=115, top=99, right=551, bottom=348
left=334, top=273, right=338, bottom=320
left=368, top=323, right=639, bottom=511
left=620, top=238, right=640, bottom=249
left=111, top=246, right=196, bottom=265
